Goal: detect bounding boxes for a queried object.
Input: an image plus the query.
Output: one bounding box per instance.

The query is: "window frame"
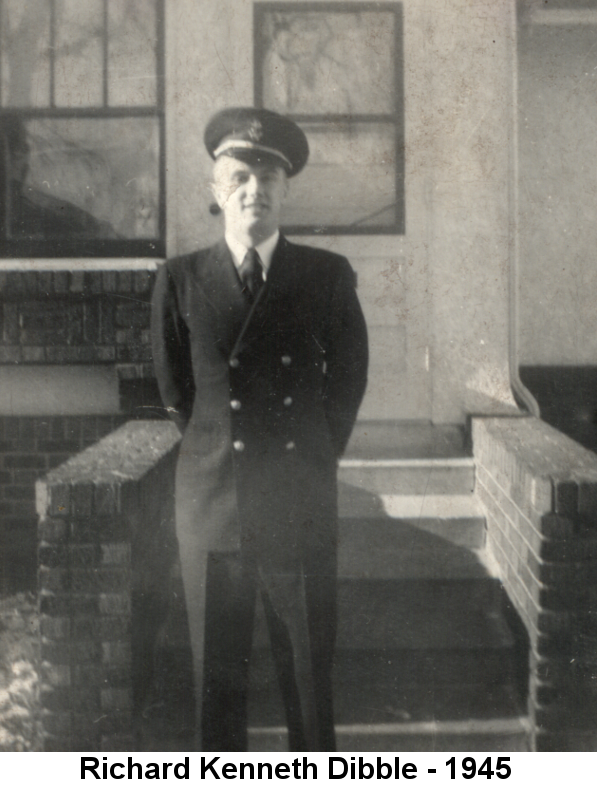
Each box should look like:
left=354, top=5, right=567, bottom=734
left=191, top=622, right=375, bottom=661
left=254, top=1, right=404, bottom=236
left=0, top=0, right=166, bottom=259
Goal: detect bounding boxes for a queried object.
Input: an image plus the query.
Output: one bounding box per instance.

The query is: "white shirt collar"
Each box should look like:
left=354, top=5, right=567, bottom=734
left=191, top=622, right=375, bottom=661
left=225, top=229, right=280, bottom=279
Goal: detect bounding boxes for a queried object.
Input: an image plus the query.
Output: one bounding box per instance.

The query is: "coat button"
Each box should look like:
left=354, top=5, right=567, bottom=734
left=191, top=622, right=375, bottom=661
left=285, top=441, right=295, bottom=450
left=283, top=397, right=293, bottom=407
left=230, top=400, right=241, bottom=410
left=229, top=358, right=240, bottom=368
left=233, top=440, right=245, bottom=452
left=281, top=355, right=291, bottom=366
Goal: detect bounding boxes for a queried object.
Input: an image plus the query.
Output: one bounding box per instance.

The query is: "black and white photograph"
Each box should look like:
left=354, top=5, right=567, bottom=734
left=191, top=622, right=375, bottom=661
left=0, top=0, right=596, bottom=759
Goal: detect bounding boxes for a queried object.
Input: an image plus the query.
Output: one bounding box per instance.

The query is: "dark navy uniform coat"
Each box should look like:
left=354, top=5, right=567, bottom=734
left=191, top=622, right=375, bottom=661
left=152, top=235, right=368, bottom=573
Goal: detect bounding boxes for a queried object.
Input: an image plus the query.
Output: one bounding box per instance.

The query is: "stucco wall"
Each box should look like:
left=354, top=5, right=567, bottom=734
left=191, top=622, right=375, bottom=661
left=518, top=19, right=597, bottom=366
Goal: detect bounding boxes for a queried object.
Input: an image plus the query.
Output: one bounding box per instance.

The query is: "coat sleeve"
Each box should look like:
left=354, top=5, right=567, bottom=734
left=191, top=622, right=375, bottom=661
left=151, top=262, right=195, bottom=433
left=322, top=258, right=369, bottom=457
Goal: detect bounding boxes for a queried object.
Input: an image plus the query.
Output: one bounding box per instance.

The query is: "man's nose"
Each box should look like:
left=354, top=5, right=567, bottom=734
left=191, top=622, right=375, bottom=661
left=245, top=174, right=264, bottom=195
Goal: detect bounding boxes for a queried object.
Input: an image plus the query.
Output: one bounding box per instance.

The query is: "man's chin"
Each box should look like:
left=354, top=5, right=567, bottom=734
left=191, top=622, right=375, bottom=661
left=244, top=217, right=273, bottom=235
left=244, top=207, right=269, bottom=221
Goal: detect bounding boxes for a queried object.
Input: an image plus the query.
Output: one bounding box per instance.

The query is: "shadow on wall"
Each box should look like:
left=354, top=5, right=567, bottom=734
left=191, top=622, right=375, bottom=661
left=520, top=366, right=597, bottom=454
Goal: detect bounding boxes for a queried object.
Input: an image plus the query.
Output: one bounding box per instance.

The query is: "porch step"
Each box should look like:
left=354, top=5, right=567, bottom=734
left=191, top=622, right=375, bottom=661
left=248, top=634, right=528, bottom=750
left=251, top=575, right=508, bottom=653
left=338, top=518, right=487, bottom=576
left=339, top=493, right=485, bottom=546
left=249, top=718, right=531, bottom=752
left=339, top=458, right=475, bottom=497
left=346, top=421, right=468, bottom=460
left=253, top=511, right=497, bottom=649
left=335, top=581, right=509, bottom=650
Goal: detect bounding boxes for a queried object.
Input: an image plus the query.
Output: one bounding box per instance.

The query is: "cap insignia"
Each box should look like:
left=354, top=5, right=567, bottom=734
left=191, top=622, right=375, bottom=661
left=247, top=119, right=263, bottom=142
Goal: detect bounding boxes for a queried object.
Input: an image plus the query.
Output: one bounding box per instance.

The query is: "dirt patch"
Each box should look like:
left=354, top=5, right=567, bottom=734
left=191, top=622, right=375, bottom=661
left=0, top=593, right=43, bottom=751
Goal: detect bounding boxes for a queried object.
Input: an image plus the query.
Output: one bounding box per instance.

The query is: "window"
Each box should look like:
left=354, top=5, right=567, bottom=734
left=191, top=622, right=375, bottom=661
left=254, top=2, right=404, bottom=235
left=0, top=0, right=164, bottom=257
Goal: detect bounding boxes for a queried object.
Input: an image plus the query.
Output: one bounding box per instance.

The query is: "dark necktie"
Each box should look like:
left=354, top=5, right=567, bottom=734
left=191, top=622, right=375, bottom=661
left=239, top=248, right=264, bottom=300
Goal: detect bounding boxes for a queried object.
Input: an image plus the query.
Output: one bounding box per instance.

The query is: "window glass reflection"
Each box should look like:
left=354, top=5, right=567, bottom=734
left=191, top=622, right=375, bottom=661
left=108, top=0, right=158, bottom=106
left=0, top=0, right=51, bottom=107
left=54, top=0, right=104, bottom=108
left=1, top=114, right=160, bottom=241
left=282, top=122, right=397, bottom=231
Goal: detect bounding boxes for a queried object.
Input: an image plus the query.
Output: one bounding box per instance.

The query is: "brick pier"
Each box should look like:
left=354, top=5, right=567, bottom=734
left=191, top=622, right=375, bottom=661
left=0, top=267, right=160, bottom=593
left=35, top=421, right=180, bottom=751
left=473, top=417, right=597, bottom=751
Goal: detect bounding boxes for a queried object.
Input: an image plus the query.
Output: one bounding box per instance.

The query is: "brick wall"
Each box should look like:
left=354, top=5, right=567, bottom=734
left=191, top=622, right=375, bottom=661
left=0, top=416, right=127, bottom=594
left=473, top=416, right=597, bottom=752
left=0, top=268, right=156, bottom=376
left=36, top=420, right=181, bottom=751
left=0, top=267, right=161, bottom=594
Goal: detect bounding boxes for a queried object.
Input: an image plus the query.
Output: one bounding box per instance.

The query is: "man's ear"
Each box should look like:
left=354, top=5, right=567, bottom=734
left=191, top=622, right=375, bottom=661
left=208, top=181, right=222, bottom=215
left=210, top=178, right=225, bottom=209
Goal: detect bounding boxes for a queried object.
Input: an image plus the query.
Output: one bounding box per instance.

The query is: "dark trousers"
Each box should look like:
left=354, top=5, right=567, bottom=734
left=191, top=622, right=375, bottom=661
left=180, top=549, right=337, bottom=752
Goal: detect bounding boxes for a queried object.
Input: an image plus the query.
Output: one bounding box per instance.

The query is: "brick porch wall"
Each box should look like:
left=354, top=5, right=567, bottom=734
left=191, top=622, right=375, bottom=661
left=36, top=420, right=180, bottom=751
left=473, top=416, right=597, bottom=752
left=0, top=268, right=159, bottom=593
left=0, top=415, right=127, bottom=593
left=0, top=268, right=155, bottom=372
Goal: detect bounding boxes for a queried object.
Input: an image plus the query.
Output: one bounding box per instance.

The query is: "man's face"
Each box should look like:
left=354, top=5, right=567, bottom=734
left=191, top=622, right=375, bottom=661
left=212, top=156, right=288, bottom=243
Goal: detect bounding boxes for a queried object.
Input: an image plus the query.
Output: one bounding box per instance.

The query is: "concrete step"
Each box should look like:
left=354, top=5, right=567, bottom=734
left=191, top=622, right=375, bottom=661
left=140, top=636, right=530, bottom=752
left=249, top=647, right=520, bottom=725
left=141, top=578, right=527, bottom=753
left=338, top=519, right=487, bottom=578
left=252, top=577, right=510, bottom=652
left=335, top=582, right=513, bottom=651
left=339, top=458, right=475, bottom=497
left=249, top=718, right=531, bottom=752
left=333, top=648, right=520, bottom=696
left=252, top=513, right=500, bottom=648
left=247, top=643, right=529, bottom=752
left=346, top=421, right=469, bottom=460
left=339, top=493, right=485, bottom=548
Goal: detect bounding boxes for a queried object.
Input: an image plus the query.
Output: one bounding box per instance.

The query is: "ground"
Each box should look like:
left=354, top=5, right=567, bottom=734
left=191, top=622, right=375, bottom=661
left=0, top=592, right=42, bottom=751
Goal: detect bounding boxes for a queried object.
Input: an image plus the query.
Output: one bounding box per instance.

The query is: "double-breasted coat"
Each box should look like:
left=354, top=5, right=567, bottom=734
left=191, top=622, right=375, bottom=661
left=151, top=234, right=368, bottom=749
left=152, top=235, right=368, bottom=566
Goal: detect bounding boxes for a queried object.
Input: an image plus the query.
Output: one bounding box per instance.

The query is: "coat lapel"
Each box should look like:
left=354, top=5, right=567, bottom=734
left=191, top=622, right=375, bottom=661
left=200, top=239, right=249, bottom=357
left=228, top=235, right=298, bottom=359
left=200, top=235, right=300, bottom=361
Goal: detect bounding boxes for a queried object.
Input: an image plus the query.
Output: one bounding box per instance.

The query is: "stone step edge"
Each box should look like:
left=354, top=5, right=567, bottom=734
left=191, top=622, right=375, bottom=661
left=340, top=458, right=475, bottom=469
left=339, top=494, right=484, bottom=520
left=257, top=624, right=516, bottom=652
left=336, top=547, right=501, bottom=582
left=248, top=716, right=532, bottom=739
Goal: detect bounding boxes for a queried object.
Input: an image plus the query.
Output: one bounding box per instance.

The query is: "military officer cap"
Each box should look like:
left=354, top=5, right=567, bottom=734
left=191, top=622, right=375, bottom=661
left=204, top=107, right=309, bottom=177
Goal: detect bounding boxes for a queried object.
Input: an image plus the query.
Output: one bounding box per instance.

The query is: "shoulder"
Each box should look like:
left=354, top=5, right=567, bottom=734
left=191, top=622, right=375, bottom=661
left=158, top=241, right=224, bottom=281
left=283, top=238, right=356, bottom=286
left=284, top=238, right=345, bottom=265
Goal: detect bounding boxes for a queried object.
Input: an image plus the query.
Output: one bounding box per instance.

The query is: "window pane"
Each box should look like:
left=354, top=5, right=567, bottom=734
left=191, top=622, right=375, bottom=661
left=108, top=0, right=157, bottom=106
left=54, top=0, right=104, bottom=107
left=1, top=0, right=51, bottom=107
left=4, top=116, right=159, bottom=240
left=281, top=122, right=398, bottom=231
left=259, top=9, right=395, bottom=114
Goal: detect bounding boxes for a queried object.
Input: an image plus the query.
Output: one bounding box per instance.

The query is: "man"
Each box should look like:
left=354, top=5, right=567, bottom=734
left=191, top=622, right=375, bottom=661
left=151, top=107, right=368, bottom=751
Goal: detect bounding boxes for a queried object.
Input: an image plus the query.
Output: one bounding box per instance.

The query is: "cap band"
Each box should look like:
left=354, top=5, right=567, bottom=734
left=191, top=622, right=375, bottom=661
left=213, top=139, right=293, bottom=170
